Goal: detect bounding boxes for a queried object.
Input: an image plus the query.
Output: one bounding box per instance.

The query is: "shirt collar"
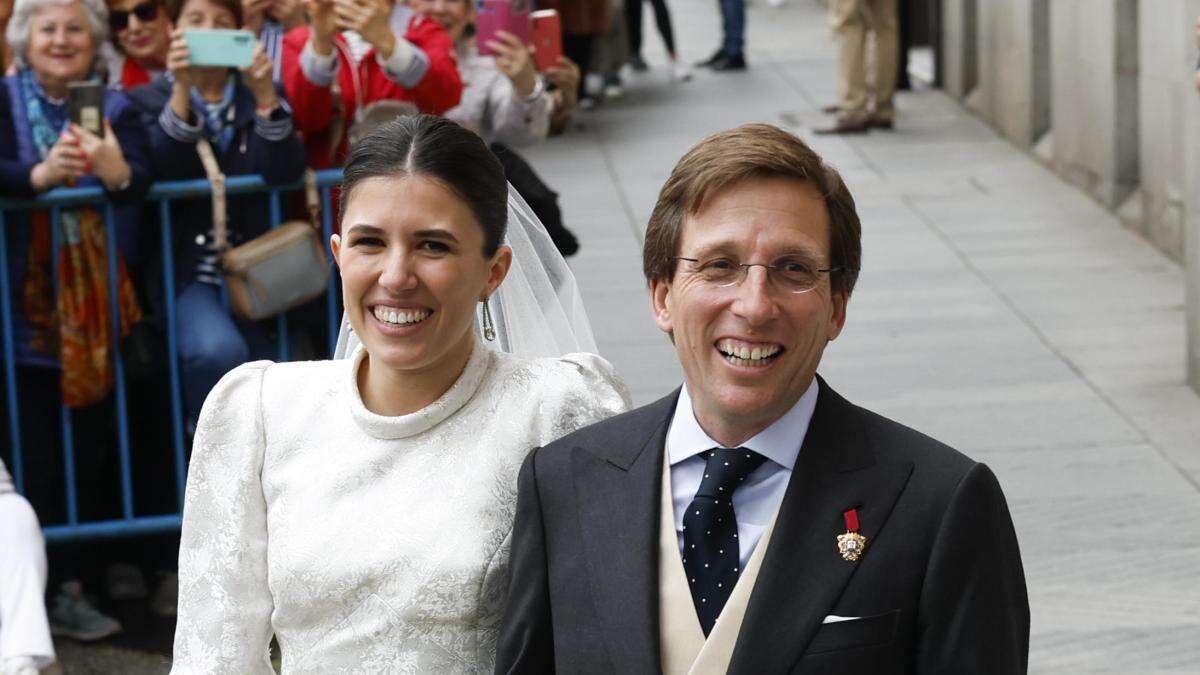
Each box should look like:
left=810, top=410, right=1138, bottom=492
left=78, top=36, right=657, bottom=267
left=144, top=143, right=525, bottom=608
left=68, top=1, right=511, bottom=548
left=666, top=378, right=819, bottom=470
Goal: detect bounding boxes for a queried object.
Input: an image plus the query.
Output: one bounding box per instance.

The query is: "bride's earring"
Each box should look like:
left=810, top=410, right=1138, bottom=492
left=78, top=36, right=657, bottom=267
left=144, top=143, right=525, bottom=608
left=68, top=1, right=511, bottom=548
left=480, top=298, right=497, bottom=342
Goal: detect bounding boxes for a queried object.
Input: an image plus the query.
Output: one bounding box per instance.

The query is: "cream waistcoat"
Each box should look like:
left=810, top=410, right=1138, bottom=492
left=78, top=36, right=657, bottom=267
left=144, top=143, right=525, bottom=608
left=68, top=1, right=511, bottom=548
left=658, top=454, right=782, bottom=675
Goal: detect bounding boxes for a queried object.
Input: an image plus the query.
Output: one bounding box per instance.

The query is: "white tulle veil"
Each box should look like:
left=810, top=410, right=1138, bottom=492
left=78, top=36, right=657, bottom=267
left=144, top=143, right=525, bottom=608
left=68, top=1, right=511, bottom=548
left=334, top=184, right=597, bottom=359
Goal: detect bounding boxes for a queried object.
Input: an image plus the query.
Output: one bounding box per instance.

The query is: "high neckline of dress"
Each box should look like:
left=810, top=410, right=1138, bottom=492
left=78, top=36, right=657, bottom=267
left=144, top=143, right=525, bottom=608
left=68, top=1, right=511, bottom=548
left=346, top=341, right=493, bottom=440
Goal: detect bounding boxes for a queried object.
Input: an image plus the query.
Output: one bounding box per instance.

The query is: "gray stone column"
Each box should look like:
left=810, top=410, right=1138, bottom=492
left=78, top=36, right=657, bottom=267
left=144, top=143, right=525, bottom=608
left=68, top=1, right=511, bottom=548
left=1050, top=1, right=1138, bottom=209
left=1185, top=2, right=1200, bottom=391
left=940, top=0, right=977, bottom=100
left=1139, top=0, right=1192, bottom=261
left=969, top=0, right=1052, bottom=146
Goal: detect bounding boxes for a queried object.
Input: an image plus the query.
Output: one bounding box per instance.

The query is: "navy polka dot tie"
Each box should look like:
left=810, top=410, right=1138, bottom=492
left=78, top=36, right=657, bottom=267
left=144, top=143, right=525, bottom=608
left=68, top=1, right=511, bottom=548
left=681, top=447, right=766, bottom=636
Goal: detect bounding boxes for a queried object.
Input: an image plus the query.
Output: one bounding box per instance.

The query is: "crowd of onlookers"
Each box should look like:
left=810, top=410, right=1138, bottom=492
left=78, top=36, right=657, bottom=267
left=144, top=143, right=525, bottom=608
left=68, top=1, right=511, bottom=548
left=0, top=0, right=697, bottom=667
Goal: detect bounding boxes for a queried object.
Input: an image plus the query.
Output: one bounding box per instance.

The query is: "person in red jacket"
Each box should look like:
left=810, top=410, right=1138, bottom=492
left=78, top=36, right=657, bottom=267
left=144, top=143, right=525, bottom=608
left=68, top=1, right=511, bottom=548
left=281, top=0, right=461, bottom=169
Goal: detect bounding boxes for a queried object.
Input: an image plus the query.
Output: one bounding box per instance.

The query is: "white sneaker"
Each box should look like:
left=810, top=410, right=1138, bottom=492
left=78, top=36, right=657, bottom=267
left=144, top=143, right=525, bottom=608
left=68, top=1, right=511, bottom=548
left=671, top=62, right=693, bottom=82
left=603, top=83, right=624, bottom=99
left=48, top=582, right=122, bottom=642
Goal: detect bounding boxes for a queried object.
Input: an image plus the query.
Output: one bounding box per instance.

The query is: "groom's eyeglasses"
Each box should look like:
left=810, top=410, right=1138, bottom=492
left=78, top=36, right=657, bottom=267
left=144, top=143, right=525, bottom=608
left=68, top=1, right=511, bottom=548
left=108, top=1, right=160, bottom=32
left=673, top=255, right=843, bottom=294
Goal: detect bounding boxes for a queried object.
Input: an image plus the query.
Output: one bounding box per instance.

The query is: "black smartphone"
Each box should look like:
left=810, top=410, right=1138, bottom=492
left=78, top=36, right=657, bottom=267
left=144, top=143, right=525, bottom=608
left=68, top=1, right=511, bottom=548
left=67, top=81, right=105, bottom=138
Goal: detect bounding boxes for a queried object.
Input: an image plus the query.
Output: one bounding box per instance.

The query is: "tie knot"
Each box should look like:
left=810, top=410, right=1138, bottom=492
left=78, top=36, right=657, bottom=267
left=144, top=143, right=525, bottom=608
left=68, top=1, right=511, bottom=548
left=695, top=448, right=766, bottom=499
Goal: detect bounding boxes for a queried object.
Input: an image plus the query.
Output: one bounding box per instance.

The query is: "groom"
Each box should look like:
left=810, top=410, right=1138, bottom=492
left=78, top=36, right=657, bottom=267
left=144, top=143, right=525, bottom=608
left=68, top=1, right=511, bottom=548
left=495, top=124, right=1029, bottom=674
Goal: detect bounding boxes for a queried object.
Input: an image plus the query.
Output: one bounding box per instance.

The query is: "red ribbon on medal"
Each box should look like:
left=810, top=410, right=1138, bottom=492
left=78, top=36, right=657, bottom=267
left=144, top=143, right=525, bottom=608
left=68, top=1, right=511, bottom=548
left=836, top=507, right=868, bottom=562
left=843, top=508, right=860, bottom=533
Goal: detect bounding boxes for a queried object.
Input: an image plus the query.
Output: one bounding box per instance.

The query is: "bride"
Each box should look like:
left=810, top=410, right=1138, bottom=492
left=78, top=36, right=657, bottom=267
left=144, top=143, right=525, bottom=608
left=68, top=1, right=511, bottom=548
left=170, top=115, right=630, bottom=673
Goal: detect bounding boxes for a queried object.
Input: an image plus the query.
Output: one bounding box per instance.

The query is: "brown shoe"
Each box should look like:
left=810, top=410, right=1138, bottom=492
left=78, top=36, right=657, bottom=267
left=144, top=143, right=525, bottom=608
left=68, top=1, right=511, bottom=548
left=869, top=115, right=894, bottom=130
left=813, top=116, right=870, bottom=135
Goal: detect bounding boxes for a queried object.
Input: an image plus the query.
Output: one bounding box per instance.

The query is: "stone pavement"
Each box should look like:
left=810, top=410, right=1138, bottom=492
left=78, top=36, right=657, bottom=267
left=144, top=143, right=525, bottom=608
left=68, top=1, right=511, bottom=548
left=522, top=0, right=1200, bottom=672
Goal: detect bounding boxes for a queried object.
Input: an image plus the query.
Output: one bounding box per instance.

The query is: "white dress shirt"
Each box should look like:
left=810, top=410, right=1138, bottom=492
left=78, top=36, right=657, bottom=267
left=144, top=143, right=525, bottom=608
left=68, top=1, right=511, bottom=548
left=667, top=379, right=819, bottom=568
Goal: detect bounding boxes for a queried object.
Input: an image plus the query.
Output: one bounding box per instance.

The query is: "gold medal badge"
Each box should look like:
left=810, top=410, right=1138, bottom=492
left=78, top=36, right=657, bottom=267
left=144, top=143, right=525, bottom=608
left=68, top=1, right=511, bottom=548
left=837, top=508, right=868, bottom=562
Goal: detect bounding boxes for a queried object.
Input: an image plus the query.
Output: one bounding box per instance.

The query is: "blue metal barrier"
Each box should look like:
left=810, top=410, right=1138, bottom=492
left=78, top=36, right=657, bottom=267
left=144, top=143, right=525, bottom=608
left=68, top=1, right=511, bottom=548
left=0, top=170, right=343, bottom=543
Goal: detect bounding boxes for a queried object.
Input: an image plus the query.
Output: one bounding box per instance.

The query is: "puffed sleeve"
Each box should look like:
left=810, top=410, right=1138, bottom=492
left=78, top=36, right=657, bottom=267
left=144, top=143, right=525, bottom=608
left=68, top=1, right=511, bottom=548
left=539, top=352, right=631, bottom=443
left=172, top=361, right=276, bottom=675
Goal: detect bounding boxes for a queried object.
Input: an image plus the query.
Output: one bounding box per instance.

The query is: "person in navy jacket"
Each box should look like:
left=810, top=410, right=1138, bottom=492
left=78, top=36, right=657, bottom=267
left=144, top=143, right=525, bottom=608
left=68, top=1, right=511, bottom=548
left=126, top=0, right=304, bottom=427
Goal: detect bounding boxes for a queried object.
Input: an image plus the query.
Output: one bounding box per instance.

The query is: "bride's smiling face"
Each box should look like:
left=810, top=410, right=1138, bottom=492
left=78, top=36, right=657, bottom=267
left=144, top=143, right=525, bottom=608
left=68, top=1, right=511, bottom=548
left=333, top=174, right=512, bottom=377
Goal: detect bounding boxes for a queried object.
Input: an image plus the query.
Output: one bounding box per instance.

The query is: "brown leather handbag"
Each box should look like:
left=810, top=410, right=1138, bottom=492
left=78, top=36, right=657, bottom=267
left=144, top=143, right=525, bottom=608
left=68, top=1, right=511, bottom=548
left=195, top=139, right=329, bottom=321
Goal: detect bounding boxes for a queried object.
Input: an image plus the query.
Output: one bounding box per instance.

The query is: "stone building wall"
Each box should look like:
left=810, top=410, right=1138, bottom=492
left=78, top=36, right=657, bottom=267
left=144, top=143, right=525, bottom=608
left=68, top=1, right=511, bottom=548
left=939, top=0, right=1200, bottom=388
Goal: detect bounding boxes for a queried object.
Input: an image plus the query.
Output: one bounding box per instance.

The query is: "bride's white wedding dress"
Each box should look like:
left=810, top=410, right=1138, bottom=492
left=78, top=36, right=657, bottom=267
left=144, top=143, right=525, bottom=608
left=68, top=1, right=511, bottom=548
left=171, top=342, right=629, bottom=674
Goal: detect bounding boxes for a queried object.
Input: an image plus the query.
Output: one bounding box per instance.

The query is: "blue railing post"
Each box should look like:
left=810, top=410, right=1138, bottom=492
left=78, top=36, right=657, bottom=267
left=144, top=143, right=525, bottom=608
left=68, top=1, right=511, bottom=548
left=0, top=211, right=23, bottom=495
left=268, top=190, right=289, bottom=361
left=159, top=199, right=187, bottom=511
left=49, top=206, right=79, bottom=525
left=322, top=187, right=338, bottom=356
left=103, top=202, right=135, bottom=520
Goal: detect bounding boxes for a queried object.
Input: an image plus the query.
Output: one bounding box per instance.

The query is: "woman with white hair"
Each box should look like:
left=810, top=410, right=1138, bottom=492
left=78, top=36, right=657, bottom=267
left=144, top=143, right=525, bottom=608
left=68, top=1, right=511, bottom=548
left=0, top=0, right=152, bottom=644
left=0, top=459, right=54, bottom=675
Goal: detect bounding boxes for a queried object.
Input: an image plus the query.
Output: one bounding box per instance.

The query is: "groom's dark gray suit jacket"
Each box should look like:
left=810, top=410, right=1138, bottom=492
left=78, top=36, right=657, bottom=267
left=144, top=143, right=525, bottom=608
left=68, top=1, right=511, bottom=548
left=495, top=377, right=1030, bottom=674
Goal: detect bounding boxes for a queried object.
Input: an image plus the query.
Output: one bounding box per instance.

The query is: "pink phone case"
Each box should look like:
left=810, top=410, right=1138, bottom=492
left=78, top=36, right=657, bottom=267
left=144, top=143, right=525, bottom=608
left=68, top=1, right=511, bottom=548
left=476, top=0, right=532, bottom=56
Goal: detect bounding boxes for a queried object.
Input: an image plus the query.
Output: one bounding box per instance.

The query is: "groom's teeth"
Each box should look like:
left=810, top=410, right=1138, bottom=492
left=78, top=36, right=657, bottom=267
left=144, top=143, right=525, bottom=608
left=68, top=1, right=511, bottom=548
left=716, top=339, right=782, bottom=365
left=373, top=307, right=430, bottom=326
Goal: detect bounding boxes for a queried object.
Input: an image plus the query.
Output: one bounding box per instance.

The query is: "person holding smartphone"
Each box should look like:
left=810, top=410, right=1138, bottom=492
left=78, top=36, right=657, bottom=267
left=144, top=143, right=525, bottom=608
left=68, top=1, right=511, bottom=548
left=125, top=0, right=305, bottom=429
left=419, top=0, right=549, bottom=146
left=279, top=0, right=462, bottom=169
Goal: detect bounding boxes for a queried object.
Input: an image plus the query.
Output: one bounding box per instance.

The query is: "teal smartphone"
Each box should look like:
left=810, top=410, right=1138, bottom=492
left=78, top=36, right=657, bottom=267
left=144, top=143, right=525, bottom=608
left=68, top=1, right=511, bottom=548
left=183, top=29, right=256, bottom=68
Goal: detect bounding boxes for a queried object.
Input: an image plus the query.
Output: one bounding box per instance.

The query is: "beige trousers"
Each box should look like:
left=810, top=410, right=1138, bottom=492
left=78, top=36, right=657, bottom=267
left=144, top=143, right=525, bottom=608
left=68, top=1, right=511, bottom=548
left=829, top=0, right=899, bottom=120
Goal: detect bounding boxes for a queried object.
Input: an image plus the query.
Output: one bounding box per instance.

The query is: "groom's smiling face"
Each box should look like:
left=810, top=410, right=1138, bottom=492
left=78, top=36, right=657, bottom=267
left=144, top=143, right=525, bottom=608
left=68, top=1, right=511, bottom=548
left=650, top=176, right=848, bottom=445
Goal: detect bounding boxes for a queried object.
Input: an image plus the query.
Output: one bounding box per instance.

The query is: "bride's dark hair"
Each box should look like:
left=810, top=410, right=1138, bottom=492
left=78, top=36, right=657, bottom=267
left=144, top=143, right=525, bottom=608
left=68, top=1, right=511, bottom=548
left=339, top=115, right=509, bottom=256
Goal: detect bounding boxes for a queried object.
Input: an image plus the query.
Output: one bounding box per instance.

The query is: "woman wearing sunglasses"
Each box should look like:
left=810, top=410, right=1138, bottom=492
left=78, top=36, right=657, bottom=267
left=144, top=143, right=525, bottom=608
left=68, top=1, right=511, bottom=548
left=102, top=0, right=169, bottom=88
left=101, top=0, right=169, bottom=89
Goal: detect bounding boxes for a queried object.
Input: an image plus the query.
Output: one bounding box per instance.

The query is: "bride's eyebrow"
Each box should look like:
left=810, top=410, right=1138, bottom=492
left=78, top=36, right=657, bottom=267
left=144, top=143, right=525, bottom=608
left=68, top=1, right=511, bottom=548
left=412, top=228, right=460, bottom=243
left=346, top=224, right=386, bottom=237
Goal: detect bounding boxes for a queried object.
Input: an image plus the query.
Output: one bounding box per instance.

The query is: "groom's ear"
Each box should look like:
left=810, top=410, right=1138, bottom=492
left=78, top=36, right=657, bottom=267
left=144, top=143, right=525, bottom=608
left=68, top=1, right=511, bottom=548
left=649, top=277, right=674, bottom=335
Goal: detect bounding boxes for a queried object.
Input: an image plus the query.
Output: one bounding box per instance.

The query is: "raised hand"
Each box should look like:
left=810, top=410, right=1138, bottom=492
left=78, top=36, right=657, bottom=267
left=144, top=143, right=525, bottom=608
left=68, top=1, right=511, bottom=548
left=545, top=55, right=579, bottom=106
left=270, top=0, right=306, bottom=29
left=166, top=27, right=197, bottom=119
left=305, top=0, right=338, bottom=55
left=333, top=0, right=395, bottom=58
left=239, top=44, right=279, bottom=110
left=73, top=121, right=132, bottom=191
left=485, top=30, right=536, bottom=98
left=242, top=0, right=273, bottom=34
left=30, top=131, right=88, bottom=191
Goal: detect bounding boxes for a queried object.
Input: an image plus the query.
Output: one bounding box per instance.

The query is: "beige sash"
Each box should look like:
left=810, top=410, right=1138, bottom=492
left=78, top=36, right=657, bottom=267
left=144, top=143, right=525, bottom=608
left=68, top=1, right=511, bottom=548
left=658, top=454, right=781, bottom=675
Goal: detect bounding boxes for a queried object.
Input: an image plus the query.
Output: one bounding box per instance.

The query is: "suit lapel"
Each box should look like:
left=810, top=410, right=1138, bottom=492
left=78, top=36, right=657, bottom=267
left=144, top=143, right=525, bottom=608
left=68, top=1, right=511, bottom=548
left=572, top=391, right=678, bottom=673
left=727, top=379, right=914, bottom=674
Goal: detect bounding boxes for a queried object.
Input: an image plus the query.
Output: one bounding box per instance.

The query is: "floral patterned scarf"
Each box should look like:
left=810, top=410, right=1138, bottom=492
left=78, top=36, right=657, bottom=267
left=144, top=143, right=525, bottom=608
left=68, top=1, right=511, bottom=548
left=17, top=68, right=142, bottom=408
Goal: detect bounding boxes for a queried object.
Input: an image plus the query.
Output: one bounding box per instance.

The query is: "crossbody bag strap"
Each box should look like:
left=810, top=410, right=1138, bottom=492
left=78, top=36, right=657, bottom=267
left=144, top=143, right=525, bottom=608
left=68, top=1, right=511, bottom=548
left=195, top=138, right=229, bottom=250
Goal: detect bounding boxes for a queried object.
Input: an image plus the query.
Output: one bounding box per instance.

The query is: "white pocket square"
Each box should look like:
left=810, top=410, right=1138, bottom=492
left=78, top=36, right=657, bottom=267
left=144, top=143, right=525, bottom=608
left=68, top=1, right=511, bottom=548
left=822, top=615, right=860, bottom=624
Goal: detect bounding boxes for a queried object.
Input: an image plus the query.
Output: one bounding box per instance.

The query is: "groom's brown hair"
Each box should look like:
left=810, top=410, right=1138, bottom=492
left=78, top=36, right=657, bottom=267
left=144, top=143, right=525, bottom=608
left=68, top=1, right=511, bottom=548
left=642, top=123, right=862, bottom=297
